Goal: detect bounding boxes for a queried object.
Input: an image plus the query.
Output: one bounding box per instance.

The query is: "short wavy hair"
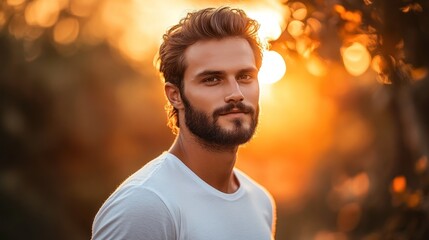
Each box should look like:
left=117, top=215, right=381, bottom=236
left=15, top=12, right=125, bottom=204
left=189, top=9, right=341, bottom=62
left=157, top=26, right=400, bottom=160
left=158, top=7, right=262, bottom=134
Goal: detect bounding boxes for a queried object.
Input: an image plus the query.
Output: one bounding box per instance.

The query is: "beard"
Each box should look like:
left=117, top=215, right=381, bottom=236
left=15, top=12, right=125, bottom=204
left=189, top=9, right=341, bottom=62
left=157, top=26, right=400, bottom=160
left=181, top=93, right=259, bottom=149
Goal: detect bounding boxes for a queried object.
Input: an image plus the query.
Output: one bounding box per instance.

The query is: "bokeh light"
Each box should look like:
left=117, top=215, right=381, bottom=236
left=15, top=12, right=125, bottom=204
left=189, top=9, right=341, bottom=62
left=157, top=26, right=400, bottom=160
left=53, top=17, right=80, bottom=45
left=24, top=0, right=64, bottom=28
left=392, top=175, right=407, bottom=193
left=288, top=20, right=305, bottom=38
left=341, top=42, right=371, bottom=76
left=290, top=2, right=307, bottom=20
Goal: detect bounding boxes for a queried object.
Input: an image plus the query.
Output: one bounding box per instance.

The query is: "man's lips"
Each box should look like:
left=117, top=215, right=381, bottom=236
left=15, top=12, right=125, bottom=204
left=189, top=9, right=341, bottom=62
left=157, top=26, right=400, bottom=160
left=219, top=109, right=249, bottom=116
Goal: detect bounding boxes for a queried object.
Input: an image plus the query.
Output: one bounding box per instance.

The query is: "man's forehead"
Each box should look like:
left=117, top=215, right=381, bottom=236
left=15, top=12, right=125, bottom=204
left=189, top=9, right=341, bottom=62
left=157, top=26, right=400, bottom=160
left=183, top=37, right=256, bottom=74
left=185, top=37, right=253, bottom=56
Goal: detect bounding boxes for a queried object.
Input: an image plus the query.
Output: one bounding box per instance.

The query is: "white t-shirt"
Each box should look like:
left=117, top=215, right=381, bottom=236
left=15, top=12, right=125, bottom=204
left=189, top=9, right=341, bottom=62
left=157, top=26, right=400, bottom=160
left=92, top=152, right=276, bottom=240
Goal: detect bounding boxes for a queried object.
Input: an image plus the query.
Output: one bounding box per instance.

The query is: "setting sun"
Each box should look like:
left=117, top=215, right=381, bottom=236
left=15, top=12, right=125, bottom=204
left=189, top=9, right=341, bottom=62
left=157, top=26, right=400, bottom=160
left=258, top=50, right=286, bottom=85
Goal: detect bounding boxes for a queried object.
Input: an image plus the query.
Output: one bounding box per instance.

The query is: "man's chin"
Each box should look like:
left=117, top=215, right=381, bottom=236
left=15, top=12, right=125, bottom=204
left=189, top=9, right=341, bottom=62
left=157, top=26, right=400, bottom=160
left=192, top=126, right=256, bottom=149
left=218, top=129, right=254, bottom=144
left=218, top=118, right=251, bottom=130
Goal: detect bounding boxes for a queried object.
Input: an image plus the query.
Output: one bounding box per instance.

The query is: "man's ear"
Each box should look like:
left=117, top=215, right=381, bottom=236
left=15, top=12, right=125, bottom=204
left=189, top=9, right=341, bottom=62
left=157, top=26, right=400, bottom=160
left=165, top=82, right=184, bottom=110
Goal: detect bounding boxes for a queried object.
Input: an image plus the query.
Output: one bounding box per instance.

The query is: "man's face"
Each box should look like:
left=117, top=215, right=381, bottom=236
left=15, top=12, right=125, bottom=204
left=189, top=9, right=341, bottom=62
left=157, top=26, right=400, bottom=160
left=181, top=37, right=260, bottom=147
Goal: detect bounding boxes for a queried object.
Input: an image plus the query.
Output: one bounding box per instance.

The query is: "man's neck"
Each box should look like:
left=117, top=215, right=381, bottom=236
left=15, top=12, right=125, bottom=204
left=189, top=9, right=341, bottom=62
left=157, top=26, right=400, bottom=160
left=168, top=130, right=240, bottom=193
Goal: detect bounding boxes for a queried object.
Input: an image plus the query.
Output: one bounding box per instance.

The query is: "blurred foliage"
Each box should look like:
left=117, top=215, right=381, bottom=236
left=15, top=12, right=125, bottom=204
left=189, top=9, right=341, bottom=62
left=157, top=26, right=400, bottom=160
left=1, top=0, right=429, bottom=239
left=0, top=1, right=171, bottom=239
left=0, top=24, right=140, bottom=240
left=271, top=0, right=429, bottom=239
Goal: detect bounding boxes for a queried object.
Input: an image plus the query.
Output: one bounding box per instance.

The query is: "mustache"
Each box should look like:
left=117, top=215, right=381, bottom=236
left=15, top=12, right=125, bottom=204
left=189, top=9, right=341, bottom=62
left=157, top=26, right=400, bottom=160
left=213, top=102, right=255, bottom=118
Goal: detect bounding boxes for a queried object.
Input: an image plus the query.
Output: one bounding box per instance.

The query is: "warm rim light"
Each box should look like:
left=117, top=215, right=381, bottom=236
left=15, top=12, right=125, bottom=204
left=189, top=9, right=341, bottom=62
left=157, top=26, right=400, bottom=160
left=259, top=50, right=286, bottom=85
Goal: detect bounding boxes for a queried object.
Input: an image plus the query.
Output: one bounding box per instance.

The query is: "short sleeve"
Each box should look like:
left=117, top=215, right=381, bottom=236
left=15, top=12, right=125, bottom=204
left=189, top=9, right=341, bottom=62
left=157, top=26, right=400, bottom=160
left=92, top=186, right=176, bottom=240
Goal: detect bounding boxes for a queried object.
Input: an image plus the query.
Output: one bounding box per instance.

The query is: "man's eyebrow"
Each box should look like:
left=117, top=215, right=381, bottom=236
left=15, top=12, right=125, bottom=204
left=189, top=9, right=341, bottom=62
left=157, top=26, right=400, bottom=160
left=238, top=67, right=259, bottom=74
left=195, top=70, right=225, bottom=78
left=195, top=67, right=258, bottom=78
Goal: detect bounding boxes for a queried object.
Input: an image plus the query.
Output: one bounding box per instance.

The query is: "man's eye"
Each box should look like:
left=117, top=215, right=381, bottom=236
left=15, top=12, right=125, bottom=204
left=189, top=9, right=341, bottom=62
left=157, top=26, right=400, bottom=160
left=237, top=74, right=253, bottom=81
left=203, top=77, right=221, bottom=84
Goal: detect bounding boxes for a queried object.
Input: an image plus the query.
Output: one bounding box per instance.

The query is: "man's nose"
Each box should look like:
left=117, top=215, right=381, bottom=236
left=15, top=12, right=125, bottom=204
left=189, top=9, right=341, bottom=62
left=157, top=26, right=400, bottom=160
left=224, top=79, right=244, bottom=103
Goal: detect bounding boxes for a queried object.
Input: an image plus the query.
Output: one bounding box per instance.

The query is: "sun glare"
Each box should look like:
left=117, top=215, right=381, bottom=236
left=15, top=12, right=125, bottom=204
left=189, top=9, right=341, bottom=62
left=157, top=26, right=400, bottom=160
left=258, top=50, right=287, bottom=85
left=247, top=10, right=284, bottom=41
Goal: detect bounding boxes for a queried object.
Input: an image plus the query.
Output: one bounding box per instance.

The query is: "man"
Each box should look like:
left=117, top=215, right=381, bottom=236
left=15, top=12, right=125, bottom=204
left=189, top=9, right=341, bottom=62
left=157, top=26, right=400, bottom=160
left=92, top=7, right=276, bottom=240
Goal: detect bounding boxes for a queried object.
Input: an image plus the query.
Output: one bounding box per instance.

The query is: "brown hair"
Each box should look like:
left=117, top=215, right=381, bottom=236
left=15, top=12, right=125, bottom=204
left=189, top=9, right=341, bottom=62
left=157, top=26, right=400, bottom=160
left=158, top=7, right=262, bottom=133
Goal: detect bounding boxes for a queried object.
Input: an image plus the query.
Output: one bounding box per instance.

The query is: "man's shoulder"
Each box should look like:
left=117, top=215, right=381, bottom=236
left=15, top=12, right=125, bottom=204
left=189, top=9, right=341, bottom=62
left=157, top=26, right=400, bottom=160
left=119, top=152, right=176, bottom=189
left=106, top=152, right=184, bottom=206
left=100, top=183, right=168, bottom=214
left=98, top=153, right=174, bottom=210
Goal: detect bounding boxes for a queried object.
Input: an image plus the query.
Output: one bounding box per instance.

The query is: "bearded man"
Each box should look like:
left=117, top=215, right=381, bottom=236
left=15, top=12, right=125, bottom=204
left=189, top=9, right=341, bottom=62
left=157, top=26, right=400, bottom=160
left=92, top=7, right=276, bottom=240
